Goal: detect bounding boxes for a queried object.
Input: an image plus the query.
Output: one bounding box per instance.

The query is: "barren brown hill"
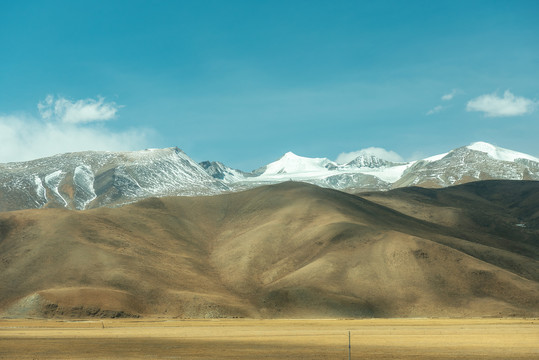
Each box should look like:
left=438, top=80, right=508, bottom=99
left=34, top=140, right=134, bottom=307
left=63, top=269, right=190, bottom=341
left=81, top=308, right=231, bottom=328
left=1, top=181, right=538, bottom=319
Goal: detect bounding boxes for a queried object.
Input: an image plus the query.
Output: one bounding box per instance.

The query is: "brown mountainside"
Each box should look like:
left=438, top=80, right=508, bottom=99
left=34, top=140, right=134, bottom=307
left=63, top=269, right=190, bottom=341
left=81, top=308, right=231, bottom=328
left=0, top=180, right=538, bottom=319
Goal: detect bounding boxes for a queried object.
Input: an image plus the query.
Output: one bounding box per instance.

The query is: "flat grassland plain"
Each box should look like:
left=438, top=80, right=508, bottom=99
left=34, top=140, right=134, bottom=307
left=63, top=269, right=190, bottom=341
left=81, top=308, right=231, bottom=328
left=0, top=318, right=537, bottom=359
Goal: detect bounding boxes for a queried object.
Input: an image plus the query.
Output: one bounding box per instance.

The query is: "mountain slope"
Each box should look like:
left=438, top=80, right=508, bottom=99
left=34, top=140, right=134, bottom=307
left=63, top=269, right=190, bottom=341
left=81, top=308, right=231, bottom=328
left=359, top=180, right=539, bottom=281
left=1, top=181, right=538, bottom=319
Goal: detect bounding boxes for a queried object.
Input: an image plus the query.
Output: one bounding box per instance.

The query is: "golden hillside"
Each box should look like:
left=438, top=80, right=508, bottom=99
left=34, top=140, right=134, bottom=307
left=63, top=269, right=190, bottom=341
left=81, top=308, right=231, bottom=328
left=1, top=181, right=538, bottom=318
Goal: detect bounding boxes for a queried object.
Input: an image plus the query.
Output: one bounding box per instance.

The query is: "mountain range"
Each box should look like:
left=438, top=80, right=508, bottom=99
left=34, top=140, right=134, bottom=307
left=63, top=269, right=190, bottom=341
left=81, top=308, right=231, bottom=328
left=0, top=141, right=538, bottom=211
left=1, top=141, right=538, bottom=319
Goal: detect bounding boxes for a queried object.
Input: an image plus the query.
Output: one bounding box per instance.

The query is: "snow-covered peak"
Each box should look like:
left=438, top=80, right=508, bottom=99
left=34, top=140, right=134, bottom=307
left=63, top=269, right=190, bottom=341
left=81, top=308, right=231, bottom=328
left=467, top=142, right=539, bottom=163
left=260, top=152, right=336, bottom=176
left=346, top=154, right=396, bottom=168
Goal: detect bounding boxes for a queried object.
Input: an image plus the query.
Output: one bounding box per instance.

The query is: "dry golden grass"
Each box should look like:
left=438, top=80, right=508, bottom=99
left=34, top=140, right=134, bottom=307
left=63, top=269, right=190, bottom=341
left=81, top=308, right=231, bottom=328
left=0, top=318, right=537, bottom=359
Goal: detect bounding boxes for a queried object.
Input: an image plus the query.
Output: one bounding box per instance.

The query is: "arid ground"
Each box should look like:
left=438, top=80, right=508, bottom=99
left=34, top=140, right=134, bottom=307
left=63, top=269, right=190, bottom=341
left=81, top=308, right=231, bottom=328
left=0, top=318, right=537, bottom=359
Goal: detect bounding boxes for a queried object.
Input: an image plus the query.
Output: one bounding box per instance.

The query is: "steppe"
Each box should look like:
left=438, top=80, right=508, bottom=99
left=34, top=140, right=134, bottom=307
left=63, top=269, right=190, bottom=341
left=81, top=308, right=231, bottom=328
left=1, top=318, right=538, bottom=359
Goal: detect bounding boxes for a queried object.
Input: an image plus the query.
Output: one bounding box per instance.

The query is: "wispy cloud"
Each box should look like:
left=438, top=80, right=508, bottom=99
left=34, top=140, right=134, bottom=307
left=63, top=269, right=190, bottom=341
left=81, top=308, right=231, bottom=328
left=426, top=105, right=444, bottom=116
left=0, top=96, right=151, bottom=163
left=336, top=147, right=403, bottom=164
left=441, top=89, right=457, bottom=101
left=38, top=95, right=121, bottom=124
left=426, top=89, right=456, bottom=115
left=466, top=90, right=536, bottom=117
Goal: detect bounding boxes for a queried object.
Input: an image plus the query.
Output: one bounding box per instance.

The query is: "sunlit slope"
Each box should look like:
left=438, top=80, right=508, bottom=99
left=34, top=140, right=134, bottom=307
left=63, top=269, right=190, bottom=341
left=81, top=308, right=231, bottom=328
left=1, top=181, right=538, bottom=318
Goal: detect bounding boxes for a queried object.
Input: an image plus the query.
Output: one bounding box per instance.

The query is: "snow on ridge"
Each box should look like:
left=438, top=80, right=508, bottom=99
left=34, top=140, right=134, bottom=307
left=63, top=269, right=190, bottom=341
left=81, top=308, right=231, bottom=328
left=467, top=142, right=539, bottom=163
left=423, top=153, right=449, bottom=162
left=123, top=147, right=183, bottom=162
left=358, top=162, right=415, bottom=183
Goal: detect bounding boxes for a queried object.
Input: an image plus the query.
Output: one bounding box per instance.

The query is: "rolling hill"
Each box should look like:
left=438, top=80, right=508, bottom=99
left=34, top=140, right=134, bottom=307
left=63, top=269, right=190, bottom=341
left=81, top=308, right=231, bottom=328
left=0, top=180, right=538, bottom=319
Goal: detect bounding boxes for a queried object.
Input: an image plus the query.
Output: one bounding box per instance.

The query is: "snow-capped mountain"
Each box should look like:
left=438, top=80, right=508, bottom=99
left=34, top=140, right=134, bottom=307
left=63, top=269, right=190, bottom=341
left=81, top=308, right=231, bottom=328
left=0, top=147, right=227, bottom=211
left=0, top=141, right=538, bottom=212
left=204, top=151, right=400, bottom=192
left=394, top=142, right=539, bottom=188
left=199, top=142, right=538, bottom=193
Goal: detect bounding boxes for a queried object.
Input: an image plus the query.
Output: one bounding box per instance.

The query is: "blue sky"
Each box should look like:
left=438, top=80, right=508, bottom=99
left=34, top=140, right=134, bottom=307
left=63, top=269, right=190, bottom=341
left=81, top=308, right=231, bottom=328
left=1, top=0, right=538, bottom=170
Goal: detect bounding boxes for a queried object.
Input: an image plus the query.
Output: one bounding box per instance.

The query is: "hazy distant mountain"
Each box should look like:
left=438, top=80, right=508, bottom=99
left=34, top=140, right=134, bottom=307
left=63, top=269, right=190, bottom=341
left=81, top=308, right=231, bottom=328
left=1, top=180, right=537, bottom=318
left=0, top=141, right=538, bottom=212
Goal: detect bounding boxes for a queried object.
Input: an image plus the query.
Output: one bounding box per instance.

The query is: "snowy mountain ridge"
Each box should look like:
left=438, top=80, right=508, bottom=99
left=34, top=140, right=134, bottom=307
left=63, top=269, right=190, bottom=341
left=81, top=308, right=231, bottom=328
left=0, top=147, right=226, bottom=211
left=0, top=141, right=537, bottom=211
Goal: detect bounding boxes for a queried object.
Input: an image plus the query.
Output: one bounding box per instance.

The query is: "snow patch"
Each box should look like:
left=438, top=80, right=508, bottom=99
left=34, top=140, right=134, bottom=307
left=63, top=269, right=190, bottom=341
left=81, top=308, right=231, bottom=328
left=33, top=176, right=47, bottom=206
left=73, top=165, right=96, bottom=210
left=358, top=162, right=415, bottom=183
left=44, top=170, right=67, bottom=206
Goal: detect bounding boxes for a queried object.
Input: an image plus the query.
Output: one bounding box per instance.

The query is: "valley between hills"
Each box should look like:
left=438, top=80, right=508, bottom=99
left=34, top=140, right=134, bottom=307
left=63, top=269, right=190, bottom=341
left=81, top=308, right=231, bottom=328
left=0, top=179, right=538, bottom=319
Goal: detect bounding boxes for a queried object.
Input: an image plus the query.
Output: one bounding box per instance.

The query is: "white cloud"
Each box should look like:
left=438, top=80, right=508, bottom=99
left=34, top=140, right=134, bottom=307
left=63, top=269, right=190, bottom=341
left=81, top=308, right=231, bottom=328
left=441, top=89, right=457, bottom=101
left=466, top=90, right=536, bottom=117
left=336, top=147, right=404, bottom=164
left=38, top=95, right=120, bottom=124
left=426, top=105, right=444, bottom=116
left=0, top=96, right=152, bottom=163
